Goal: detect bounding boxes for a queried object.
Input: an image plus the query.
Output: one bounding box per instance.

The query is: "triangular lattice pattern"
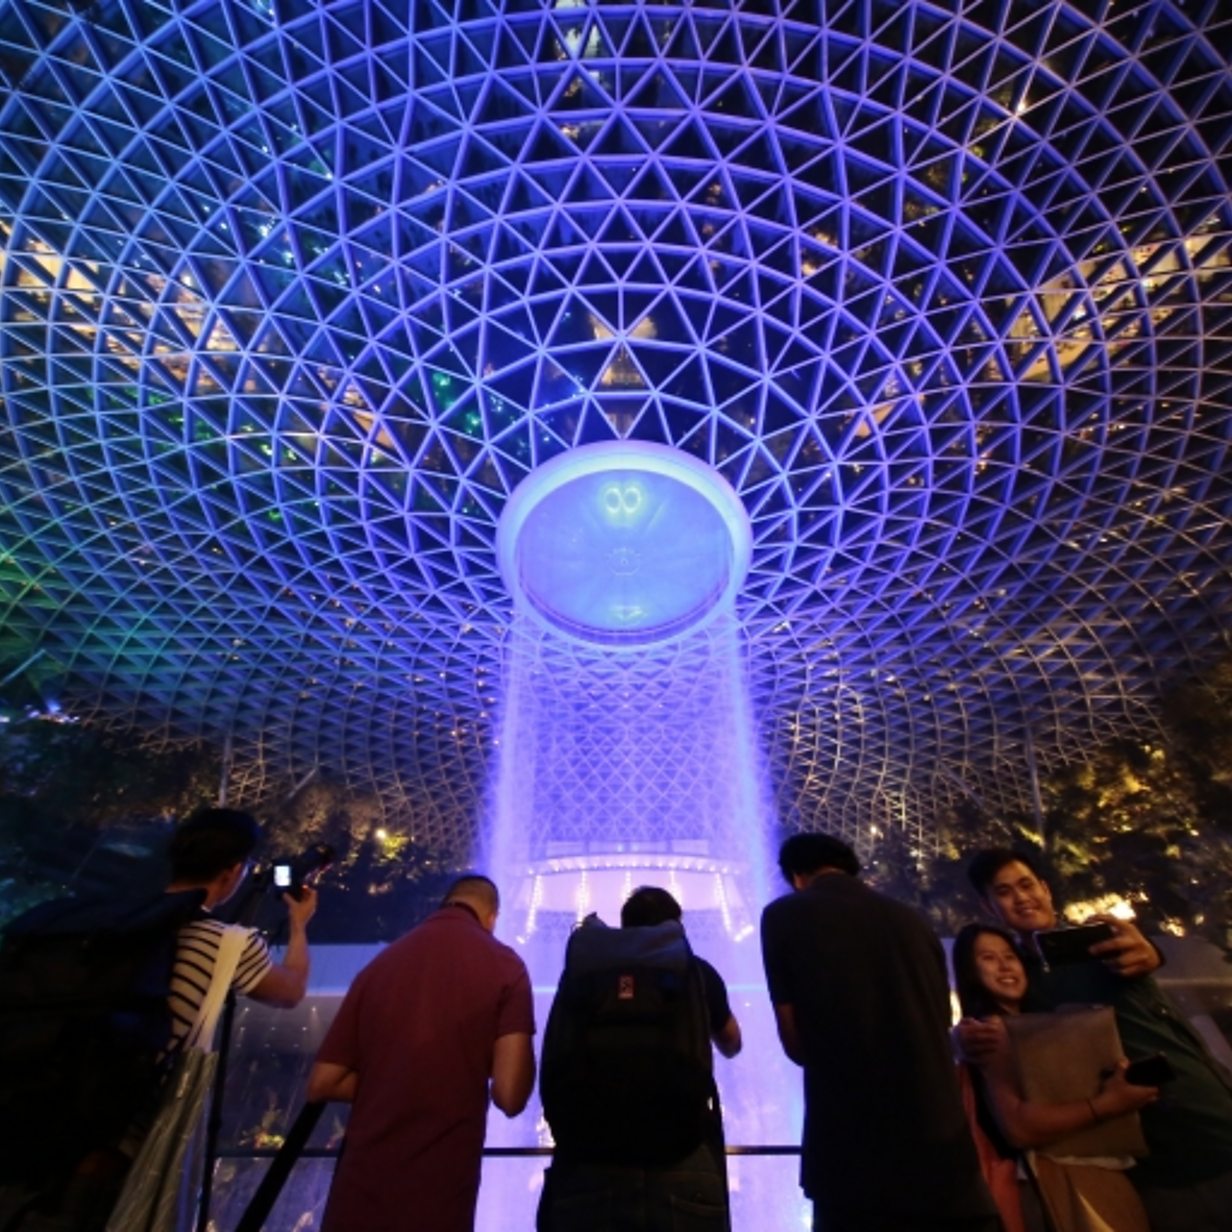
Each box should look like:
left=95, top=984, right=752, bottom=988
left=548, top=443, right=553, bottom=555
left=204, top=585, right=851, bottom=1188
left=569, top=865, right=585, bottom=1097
left=1, top=1, right=1230, bottom=854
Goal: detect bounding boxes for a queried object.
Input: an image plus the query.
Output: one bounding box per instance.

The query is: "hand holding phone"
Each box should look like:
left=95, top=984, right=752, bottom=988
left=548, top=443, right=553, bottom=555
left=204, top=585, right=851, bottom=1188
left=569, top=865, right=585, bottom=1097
left=1085, top=916, right=1163, bottom=979
left=1036, top=921, right=1115, bottom=965
left=1124, top=1052, right=1176, bottom=1086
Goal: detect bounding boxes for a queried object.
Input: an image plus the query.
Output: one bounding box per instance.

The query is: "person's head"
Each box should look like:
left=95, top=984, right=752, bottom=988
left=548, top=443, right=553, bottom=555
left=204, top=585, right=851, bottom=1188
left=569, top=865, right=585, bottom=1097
left=620, top=886, right=683, bottom=928
left=967, top=847, right=1057, bottom=934
left=443, top=874, right=500, bottom=932
left=168, top=807, right=261, bottom=906
left=952, top=923, right=1029, bottom=1017
left=778, top=832, right=860, bottom=890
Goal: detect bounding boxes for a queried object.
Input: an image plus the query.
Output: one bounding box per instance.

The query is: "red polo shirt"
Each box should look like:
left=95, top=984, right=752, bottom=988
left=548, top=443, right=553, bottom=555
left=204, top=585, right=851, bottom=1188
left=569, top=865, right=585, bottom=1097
left=317, top=904, right=534, bottom=1232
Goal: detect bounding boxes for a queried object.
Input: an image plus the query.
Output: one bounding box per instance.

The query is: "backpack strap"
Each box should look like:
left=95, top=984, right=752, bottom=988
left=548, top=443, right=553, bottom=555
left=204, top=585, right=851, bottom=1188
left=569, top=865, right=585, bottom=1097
left=183, top=925, right=247, bottom=1053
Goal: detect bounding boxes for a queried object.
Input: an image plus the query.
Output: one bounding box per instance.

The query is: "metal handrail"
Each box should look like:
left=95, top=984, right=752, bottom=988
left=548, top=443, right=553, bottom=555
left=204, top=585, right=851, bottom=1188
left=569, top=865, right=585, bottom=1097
left=218, top=1144, right=801, bottom=1158
left=229, top=1102, right=803, bottom=1232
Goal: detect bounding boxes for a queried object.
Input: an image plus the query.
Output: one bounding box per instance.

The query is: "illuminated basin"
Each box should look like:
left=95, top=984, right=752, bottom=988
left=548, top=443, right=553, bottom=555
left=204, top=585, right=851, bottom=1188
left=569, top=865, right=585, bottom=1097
left=496, top=442, right=751, bottom=646
left=507, top=850, right=754, bottom=942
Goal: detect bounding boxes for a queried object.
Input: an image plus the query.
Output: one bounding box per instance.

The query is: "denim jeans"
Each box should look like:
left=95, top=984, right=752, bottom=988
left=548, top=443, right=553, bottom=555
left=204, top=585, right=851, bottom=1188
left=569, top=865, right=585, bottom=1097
left=538, top=1142, right=729, bottom=1232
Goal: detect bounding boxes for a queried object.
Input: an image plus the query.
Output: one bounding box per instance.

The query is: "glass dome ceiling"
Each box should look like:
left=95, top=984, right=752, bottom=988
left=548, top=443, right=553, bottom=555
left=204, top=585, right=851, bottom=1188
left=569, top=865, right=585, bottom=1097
left=0, top=0, right=1230, bottom=857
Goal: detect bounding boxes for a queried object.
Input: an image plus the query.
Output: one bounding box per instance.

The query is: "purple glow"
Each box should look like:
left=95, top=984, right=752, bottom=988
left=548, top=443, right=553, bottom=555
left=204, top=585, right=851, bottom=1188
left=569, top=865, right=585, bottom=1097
left=482, top=594, right=802, bottom=1227
left=497, top=442, right=752, bottom=648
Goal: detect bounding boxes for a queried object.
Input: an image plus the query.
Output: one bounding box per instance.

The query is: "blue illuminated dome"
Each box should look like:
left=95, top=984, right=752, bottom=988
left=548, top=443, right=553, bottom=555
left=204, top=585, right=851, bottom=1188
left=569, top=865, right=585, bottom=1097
left=0, top=1, right=1229, bottom=854
left=498, top=444, right=751, bottom=647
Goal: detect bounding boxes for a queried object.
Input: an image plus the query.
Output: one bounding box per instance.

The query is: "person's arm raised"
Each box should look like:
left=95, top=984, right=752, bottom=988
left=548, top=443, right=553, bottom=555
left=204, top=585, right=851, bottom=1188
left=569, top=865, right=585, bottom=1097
left=249, top=887, right=317, bottom=1008
left=1087, top=916, right=1163, bottom=979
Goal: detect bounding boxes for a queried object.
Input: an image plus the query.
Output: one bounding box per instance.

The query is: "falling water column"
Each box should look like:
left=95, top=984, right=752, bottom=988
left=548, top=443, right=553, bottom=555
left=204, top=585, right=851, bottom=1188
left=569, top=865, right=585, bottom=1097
left=478, top=443, right=808, bottom=1229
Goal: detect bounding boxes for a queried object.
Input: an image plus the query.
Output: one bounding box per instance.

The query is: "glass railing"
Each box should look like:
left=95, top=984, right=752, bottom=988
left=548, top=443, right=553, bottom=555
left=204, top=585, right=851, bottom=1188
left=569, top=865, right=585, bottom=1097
left=207, top=1147, right=813, bottom=1232
left=197, top=936, right=1232, bottom=1232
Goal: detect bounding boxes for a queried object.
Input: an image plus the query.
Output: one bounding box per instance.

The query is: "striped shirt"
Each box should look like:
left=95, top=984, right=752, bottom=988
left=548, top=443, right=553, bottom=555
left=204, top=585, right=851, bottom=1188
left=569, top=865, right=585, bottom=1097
left=168, top=918, right=273, bottom=1047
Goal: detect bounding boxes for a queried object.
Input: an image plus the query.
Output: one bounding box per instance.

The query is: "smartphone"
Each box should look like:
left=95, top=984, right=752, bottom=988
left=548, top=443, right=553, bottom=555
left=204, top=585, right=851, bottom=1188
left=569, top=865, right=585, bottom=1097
left=273, top=863, right=294, bottom=892
left=1036, top=921, right=1115, bottom=966
left=1125, top=1052, right=1176, bottom=1086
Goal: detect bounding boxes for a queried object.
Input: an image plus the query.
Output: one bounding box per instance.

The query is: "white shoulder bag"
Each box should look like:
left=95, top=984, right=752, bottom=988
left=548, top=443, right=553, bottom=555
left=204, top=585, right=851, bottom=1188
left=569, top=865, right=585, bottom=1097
left=105, top=924, right=248, bottom=1232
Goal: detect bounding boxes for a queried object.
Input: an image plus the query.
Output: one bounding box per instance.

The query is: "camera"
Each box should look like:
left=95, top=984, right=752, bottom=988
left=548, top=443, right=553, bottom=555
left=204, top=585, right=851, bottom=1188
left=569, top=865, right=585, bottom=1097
left=264, top=843, right=336, bottom=900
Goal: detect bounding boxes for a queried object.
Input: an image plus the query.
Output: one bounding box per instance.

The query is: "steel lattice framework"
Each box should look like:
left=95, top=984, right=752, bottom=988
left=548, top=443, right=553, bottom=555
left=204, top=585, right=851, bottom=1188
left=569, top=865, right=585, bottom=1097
left=1, top=0, right=1230, bottom=857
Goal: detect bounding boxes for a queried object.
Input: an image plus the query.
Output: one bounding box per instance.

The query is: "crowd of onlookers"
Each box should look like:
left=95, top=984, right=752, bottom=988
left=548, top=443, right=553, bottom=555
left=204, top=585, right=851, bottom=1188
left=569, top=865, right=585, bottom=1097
left=3, top=807, right=1231, bottom=1232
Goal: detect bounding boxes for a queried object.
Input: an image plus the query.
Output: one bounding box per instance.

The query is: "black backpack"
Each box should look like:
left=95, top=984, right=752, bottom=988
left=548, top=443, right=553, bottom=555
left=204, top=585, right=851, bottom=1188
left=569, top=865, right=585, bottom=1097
left=540, top=915, right=719, bottom=1167
left=0, top=888, right=207, bottom=1189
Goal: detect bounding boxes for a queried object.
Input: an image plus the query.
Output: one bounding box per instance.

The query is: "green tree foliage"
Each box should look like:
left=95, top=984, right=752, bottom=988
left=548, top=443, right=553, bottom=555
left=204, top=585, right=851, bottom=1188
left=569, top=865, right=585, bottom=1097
left=0, top=719, right=219, bottom=828
left=1161, top=657, right=1232, bottom=818
left=865, top=797, right=1039, bottom=937
left=0, top=717, right=221, bottom=924
left=869, top=659, right=1232, bottom=950
left=0, top=715, right=460, bottom=940
left=261, top=775, right=460, bottom=941
left=1034, top=657, right=1232, bottom=948
left=1040, top=741, right=1202, bottom=924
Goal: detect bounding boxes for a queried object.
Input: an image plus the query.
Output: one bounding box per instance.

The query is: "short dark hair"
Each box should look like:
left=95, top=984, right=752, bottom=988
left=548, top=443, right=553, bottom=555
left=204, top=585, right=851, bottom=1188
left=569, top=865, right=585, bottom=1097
left=951, top=922, right=1043, bottom=1019
left=620, top=886, right=682, bottom=928
left=966, top=847, right=1046, bottom=899
left=443, top=874, right=499, bottom=915
left=169, top=807, right=260, bottom=882
left=778, top=833, right=860, bottom=881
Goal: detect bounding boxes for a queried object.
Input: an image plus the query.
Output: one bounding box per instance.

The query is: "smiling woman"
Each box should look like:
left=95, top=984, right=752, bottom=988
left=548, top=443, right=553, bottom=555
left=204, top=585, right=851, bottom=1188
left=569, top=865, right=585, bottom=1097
left=951, top=924, right=1155, bottom=1232
left=972, top=929, right=1030, bottom=1013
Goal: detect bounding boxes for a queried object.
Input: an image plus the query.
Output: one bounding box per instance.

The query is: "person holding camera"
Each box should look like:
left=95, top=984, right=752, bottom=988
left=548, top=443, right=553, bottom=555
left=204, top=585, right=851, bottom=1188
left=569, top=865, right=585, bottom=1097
left=164, top=806, right=318, bottom=1043
left=965, top=848, right=1232, bottom=1232
left=0, top=806, right=317, bottom=1232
